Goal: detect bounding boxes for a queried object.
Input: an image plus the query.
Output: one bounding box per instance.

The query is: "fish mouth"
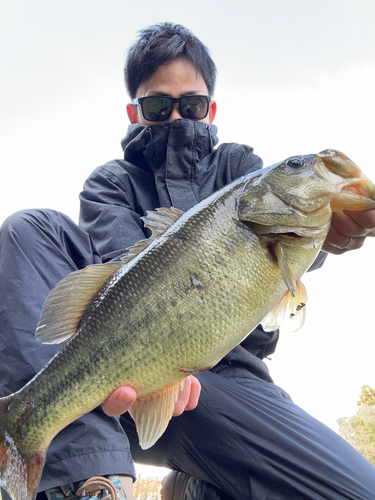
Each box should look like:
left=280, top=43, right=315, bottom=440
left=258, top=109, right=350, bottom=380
left=315, top=149, right=375, bottom=211
left=238, top=149, right=375, bottom=242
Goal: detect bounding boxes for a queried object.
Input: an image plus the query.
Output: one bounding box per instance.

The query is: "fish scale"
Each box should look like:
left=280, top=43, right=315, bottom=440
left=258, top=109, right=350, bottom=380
left=1, top=149, right=375, bottom=500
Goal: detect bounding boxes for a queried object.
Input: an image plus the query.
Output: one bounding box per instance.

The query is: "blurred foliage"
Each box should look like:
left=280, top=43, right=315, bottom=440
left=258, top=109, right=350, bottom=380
left=357, top=385, right=375, bottom=407
left=338, top=385, right=375, bottom=465
left=133, top=475, right=163, bottom=500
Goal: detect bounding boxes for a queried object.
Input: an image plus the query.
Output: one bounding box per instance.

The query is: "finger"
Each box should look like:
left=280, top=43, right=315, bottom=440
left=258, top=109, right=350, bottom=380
left=331, top=211, right=363, bottom=238
left=323, top=237, right=366, bottom=254
left=173, top=376, right=192, bottom=417
left=184, top=375, right=201, bottom=411
left=102, top=386, right=137, bottom=417
left=322, top=231, right=366, bottom=254
left=343, top=209, right=375, bottom=234
left=323, top=211, right=374, bottom=254
left=172, top=375, right=201, bottom=417
left=323, top=222, right=349, bottom=252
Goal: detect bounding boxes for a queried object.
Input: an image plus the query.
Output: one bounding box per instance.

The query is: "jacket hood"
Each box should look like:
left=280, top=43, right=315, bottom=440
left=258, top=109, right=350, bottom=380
left=120, top=120, right=219, bottom=171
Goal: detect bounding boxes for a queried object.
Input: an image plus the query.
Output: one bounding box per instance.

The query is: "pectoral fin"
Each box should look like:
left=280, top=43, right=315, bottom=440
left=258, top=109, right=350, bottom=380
left=273, top=241, right=296, bottom=297
left=261, top=280, right=307, bottom=332
left=129, top=380, right=185, bottom=449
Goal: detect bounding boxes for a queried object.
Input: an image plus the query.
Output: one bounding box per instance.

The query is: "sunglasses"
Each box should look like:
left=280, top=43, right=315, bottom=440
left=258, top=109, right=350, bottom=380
left=132, top=95, right=212, bottom=122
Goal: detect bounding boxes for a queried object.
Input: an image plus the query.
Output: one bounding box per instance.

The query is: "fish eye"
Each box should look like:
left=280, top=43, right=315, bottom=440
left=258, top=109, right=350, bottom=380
left=286, top=157, right=304, bottom=169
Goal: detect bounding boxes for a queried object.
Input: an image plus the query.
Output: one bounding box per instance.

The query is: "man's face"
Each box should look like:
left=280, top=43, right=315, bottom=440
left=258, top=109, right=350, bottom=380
left=127, top=58, right=216, bottom=125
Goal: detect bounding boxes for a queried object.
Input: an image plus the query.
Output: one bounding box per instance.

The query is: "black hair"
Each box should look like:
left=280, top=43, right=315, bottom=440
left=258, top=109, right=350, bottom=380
left=124, top=23, right=217, bottom=99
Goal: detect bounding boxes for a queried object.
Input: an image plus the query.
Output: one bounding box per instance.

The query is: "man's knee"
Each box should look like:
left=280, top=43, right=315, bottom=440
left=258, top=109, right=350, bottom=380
left=0, top=209, right=99, bottom=270
left=1, top=209, right=62, bottom=242
left=162, top=472, right=233, bottom=500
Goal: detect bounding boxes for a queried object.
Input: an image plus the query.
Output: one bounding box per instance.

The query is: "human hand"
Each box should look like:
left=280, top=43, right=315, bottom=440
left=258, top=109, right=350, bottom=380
left=171, top=374, right=201, bottom=416
left=323, top=208, right=375, bottom=255
left=101, top=375, right=201, bottom=417
left=102, top=386, right=137, bottom=417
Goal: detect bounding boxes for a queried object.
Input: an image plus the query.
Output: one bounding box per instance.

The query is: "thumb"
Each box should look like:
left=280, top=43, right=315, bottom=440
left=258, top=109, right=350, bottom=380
left=102, top=386, right=137, bottom=417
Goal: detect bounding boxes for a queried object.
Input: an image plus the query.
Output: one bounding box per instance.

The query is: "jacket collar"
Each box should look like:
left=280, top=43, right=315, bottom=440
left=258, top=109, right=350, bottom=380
left=121, top=120, right=219, bottom=171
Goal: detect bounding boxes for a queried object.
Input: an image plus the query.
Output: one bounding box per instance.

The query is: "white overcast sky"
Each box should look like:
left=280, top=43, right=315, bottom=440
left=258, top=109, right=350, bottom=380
left=1, top=0, right=375, bottom=478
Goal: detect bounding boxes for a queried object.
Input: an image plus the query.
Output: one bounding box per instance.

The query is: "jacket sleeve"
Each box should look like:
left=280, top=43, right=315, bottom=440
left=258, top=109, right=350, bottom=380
left=79, top=162, right=147, bottom=262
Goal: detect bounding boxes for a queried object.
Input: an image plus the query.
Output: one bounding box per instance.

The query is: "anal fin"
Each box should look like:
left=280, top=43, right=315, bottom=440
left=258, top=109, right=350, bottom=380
left=129, top=381, right=184, bottom=450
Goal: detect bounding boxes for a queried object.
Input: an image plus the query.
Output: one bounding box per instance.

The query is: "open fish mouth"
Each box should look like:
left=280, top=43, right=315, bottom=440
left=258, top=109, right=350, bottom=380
left=316, top=149, right=375, bottom=212
left=240, top=149, right=375, bottom=241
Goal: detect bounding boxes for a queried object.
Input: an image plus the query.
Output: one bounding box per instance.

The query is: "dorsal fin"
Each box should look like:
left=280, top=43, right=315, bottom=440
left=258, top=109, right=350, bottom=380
left=121, top=207, right=184, bottom=265
left=36, top=262, right=122, bottom=344
left=142, top=207, right=184, bottom=235
left=36, top=208, right=183, bottom=344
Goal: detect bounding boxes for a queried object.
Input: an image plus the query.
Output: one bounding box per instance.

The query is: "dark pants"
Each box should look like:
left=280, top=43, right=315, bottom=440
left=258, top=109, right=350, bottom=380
left=1, top=209, right=375, bottom=500
left=123, top=373, right=375, bottom=499
left=0, top=210, right=135, bottom=499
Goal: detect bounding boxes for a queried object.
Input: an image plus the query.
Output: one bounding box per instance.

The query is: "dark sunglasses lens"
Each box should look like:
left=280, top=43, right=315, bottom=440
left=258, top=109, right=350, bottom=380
left=180, top=96, right=209, bottom=120
left=142, top=97, right=172, bottom=121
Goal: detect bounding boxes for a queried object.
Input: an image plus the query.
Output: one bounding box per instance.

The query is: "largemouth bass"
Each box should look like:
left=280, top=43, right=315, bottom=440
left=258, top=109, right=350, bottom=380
left=0, top=150, right=374, bottom=500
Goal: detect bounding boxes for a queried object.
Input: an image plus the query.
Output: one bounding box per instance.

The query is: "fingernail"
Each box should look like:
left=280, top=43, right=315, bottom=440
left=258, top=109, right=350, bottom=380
left=117, top=392, right=133, bottom=406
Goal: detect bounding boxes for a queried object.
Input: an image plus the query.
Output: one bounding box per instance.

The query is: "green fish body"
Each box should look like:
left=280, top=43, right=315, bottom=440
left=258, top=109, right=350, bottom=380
left=1, top=149, right=374, bottom=500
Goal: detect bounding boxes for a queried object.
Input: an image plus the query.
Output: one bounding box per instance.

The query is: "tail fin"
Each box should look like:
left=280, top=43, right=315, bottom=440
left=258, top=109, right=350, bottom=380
left=0, top=396, right=46, bottom=500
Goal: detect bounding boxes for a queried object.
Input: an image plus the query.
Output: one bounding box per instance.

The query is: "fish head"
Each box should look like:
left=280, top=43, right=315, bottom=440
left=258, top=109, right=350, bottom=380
left=315, top=149, right=375, bottom=212
left=237, top=149, right=375, bottom=244
left=237, top=150, right=374, bottom=333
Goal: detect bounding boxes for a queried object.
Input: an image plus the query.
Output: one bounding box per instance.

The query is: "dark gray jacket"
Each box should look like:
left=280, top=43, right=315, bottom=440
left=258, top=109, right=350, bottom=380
left=80, top=120, right=291, bottom=382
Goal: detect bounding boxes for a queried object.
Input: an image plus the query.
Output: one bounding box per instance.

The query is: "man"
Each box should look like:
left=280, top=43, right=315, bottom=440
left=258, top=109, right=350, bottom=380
left=1, top=22, right=375, bottom=500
